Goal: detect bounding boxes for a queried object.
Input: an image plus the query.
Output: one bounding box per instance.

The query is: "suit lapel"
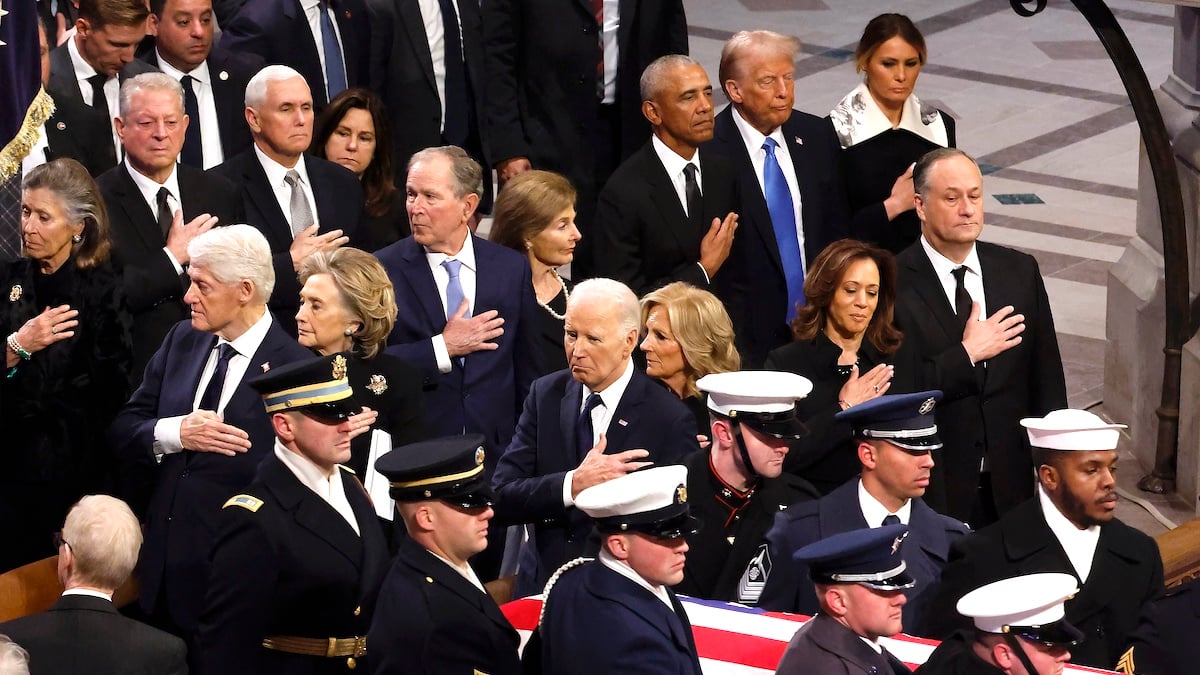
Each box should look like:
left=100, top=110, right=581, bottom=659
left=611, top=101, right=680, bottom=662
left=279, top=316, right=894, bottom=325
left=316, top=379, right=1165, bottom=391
left=713, top=108, right=782, bottom=276
left=907, top=499, right=950, bottom=561
left=592, top=564, right=692, bottom=652
left=899, top=245, right=961, bottom=343
left=266, top=458, right=365, bottom=570
left=561, top=378, right=584, bottom=463
left=396, top=239, right=448, bottom=332
left=222, top=320, right=294, bottom=418
left=206, top=52, right=243, bottom=153
left=402, top=538, right=514, bottom=634
left=49, top=46, right=82, bottom=100
left=343, top=469, right=386, bottom=601
left=643, top=146, right=696, bottom=257
left=1068, top=523, right=1142, bottom=622
left=241, top=153, right=294, bottom=246
left=398, top=0, right=437, bottom=91
left=604, top=369, right=645, bottom=451
left=110, top=164, right=166, bottom=253
left=309, top=159, right=341, bottom=233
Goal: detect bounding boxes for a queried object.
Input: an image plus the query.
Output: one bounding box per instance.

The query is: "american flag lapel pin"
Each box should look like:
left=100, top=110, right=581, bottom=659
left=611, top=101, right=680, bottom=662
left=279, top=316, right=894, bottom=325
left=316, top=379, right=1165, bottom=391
left=794, top=136, right=803, bottom=146
left=261, top=362, right=270, bottom=372
left=618, top=419, right=628, bottom=427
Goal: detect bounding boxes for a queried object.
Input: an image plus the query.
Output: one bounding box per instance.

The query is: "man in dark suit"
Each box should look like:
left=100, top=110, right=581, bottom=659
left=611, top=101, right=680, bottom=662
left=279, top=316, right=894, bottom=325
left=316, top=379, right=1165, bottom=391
left=925, top=409, right=1164, bottom=669
left=536, top=464, right=702, bottom=674
left=705, top=30, right=851, bottom=368
left=196, top=354, right=389, bottom=673
left=0, top=495, right=187, bottom=675
left=365, top=0, right=490, bottom=210
left=375, top=146, right=541, bottom=579
left=594, top=55, right=738, bottom=297
left=218, top=0, right=369, bottom=110
left=99, top=72, right=242, bottom=382
left=369, top=435, right=522, bottom=675
left=481, top=0, right=688, bottom=278
left=677, top=370, right=818, bottom=603
left=109, top=224, right=312, bottom=643
left=754, top=391, right=970, bottom=637
left=47, top=0, right=157, bottom=174
left=144, top=0, right=265, bottom=168
left=492, top=278, right=699, bottom=597
left=210, top=66, right=362, bottom=335
left=895, top=148, right=1067, bottom=524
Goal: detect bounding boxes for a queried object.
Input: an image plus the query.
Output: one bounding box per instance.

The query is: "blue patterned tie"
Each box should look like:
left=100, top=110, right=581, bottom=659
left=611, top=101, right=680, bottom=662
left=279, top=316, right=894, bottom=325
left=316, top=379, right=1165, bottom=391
left=180, top=75, right=203, bottom=168
left=318, top=0, right=348, bottom=100
left=197, top=343, right=237, bottom=412
left=577, top=393, right=603, bottom=461
left=442, top=259, right=466, bottom=320
left=762, top=138, right=805, bottom=322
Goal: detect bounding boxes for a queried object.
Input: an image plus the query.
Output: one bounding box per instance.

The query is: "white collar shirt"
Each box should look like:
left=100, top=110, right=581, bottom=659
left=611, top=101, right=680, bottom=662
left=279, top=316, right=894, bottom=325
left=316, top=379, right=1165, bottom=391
left=124, top=161, right=186, bottom=273
left=598, top=548, right=674, bottom=610
left=274, top=440, right=360, bottom=535
left=651, top=133, right=701, bottom=218
left=857, top=479, right=913, bottom=527
left=254, top=144, right=318, bottom=233
left=300, top=0, right=347, bottom=100
left=156, top=55, right=224, bottom=169
left=424, top=231, right=477, bottom=374
left=430, top=549, right=487, bottom=594
left=1039, top=484, right=1100, bottom=583
left=731, top=106, right=806, bottom=270
left=920, top=235, right=986, bottom=320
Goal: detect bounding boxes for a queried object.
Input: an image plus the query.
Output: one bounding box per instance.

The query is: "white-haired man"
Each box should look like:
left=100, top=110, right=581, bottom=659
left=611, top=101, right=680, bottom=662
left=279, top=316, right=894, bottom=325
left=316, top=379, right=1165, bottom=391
left=0, top=495, right=187, bottom=674
left=110, top=224, right=312, bottom=643
left=492, top=278, right=700, bottom=597
left=209, top=64, right=363, bottom=335
left=98, top=72, right=242, bottom=380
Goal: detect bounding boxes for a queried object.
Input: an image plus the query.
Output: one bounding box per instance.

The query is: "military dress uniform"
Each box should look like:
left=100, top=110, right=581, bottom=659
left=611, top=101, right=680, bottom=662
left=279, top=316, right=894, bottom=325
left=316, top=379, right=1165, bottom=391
left=195, top=356, right=390, bottom=674
left=1116, top=577, right=1200, bottom=675
left=367, top=436, right=522, bottom=675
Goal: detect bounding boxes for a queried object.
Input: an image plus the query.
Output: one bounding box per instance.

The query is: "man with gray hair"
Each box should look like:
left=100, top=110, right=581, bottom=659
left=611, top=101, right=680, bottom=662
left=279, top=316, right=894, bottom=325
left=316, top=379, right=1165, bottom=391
left=210, top=64, right=363, bottom=336
left=110, top=224, right=312, bottom=645
left=593, top=55, right=739, bottom=297
left=98, top=72, right=242, bottom=381
left=704, top=30, right=851, bottom=368
left=492, top=277, right=699, bottom=597
left=0, top=495, right=187, bottom=674
left=376, top=145, right=542, bottom=581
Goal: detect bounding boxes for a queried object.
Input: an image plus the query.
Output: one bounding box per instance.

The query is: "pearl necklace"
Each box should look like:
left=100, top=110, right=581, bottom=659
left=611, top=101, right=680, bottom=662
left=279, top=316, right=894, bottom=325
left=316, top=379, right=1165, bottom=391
left=537, top=271, right=569, bottom=321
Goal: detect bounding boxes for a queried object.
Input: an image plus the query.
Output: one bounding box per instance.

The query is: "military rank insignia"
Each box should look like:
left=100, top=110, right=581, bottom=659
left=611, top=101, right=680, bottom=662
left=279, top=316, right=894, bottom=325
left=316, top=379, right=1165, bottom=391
left=737, top=544, right=772, bottom=605
left=223, top=494, right=264, bottom=512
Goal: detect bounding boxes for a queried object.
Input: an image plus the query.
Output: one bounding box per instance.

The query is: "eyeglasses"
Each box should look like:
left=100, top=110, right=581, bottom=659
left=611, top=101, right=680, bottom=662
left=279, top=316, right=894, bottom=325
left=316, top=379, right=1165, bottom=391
left=52, top=531, right=71, bottom=551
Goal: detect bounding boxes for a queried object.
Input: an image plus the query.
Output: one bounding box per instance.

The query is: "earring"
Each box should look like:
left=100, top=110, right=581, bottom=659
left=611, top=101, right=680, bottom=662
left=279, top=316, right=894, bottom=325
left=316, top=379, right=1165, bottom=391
left=344, top=327, right=354, bottom=336
left=524, top=241, right=532, bottom=250
left=72, top=234, right=82, bottom=243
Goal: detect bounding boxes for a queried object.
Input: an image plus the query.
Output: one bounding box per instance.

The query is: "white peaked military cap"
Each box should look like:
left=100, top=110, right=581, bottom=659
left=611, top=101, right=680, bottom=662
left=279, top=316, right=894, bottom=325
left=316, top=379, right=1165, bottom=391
left=957, top=572, right=1083, bottom=645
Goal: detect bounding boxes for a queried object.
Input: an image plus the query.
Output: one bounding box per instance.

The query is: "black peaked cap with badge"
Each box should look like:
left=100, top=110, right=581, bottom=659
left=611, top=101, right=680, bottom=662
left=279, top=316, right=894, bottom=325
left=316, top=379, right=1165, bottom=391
left=835, top=390, right=944, bottom=452
left=793, top=524, right=916, bottom=591
left=246, top=353, right=360, bottom=421
left=376, top=434, right=495, bottom=508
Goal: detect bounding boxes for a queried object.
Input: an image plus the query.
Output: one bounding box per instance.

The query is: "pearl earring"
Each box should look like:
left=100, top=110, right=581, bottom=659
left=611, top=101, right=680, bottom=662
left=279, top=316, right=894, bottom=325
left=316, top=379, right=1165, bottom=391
left=72, top=234, right=82, bottom=243
left=344, top=327, right=354, bottom=336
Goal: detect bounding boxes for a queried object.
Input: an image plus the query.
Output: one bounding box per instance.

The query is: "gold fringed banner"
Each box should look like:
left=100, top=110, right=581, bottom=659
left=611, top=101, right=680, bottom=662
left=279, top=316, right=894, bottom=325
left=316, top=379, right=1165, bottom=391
left=0, top=88, right=56, bottom=182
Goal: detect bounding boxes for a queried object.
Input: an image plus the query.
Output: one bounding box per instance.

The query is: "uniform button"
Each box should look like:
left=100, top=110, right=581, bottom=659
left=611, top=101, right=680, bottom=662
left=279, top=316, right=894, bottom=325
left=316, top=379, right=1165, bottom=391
left=346, top=656, right=357, bottom=669
left=181, top=470, right=189, bottom=478
left=353, top=606, right=361, bottom=616
left=425, top=576, right=434, bottom=583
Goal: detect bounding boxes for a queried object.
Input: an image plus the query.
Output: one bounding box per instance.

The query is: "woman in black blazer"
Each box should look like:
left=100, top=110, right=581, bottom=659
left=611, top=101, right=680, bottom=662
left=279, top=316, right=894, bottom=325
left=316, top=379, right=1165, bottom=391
left=765, top=239, right=915, bottom=494
left=830, top=14, right=956, bottom=254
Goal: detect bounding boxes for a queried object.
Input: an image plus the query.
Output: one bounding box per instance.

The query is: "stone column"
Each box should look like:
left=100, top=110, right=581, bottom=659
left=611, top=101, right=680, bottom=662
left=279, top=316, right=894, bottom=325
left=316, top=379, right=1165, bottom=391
left=1107, top=6, right=1200, bottom=509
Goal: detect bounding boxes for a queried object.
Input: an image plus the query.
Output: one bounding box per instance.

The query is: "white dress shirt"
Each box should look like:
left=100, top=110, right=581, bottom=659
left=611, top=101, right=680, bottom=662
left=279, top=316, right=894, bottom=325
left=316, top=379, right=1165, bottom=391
left=430, top=549, right=487, bottom=594
left=254, top=144, right=318, bottom=233
left=67, top=34, right=120, bottom=160
left=156, top=55, right=225, bottom=169
left=920, top=235, right=986, bottom=320
left=598, top=548, right=674, bottom=610
left=417, top=0, right=464, bottom=134
left=300, top=0, right=347, bottom=97
left=857, top=479, right=913, bottom=527
left=424, top=231, right=477, bottom=374
left=598, top=0, right=619, bottom=103
left=152, top=309, right=275, bottom=457
left=274, top=440, right=360, bottom=535
left=124, top=161, right=186, bottom=274
left=561, top=359, right=635, bottom=507
left=22, top=124, right=49, bottom=175
left=1039, top=484, right=1100, bottom=583
left=62, top=588, right=114, bottom=601
left=731, top=106, right=806, bottom=271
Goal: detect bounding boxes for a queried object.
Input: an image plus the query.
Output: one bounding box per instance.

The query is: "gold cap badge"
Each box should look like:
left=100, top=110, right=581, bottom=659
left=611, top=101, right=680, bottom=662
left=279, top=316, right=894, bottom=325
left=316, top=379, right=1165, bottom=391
left=331, top=354, right=347, bottom=380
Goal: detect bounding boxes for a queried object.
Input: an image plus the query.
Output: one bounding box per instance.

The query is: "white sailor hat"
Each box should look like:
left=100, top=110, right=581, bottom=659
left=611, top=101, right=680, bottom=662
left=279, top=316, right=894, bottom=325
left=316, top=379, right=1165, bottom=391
left=956, top=573, right=1083, bottom=646
left=698, top=371, right=813, bottom=439
left=575, top=465, right=698, bottom=539
left=1019, top=409, right=1126, bottom=451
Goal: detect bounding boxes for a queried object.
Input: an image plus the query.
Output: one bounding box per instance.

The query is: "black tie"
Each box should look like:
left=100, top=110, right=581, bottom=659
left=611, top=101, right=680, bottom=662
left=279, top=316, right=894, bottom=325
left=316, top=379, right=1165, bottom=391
left=683, top=163, right=702, bottom=229
left=180, top=75, right=203, bottom=168
left=156, top=187, right=173, bottom=239
left=197, top=342, right=237, bottom=412
left=951, top=265, right=972, bottom=332
left=882, top=514, right=901, bottom=527
left=438, top=0, right=469, bottom=145
left=577, top=393, right=603, bottom=461
left=87, top=73, right=109, bottom=117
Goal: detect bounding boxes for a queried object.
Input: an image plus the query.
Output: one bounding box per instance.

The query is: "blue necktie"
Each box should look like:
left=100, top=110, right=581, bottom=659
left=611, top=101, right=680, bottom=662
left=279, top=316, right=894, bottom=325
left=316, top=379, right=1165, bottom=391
left=319, top=0, right=348, bottom=100
left=577, top=393, right=603, bottom=461
left=437, top=0, right=469, bottom=145
left=180, top=75, right=203, bottom=168
left=442, top=259, right=466, bottom=320
left=882, top=514, right=901, bottom=527
left=197, top=343, right=237, bottom=412
left=762, top=138, right=805, bottom=322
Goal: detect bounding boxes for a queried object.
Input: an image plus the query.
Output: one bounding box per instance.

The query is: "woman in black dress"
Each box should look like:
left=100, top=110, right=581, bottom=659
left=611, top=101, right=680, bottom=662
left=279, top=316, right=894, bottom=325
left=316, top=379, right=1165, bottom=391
left=639, top=282, right=740, bottom=445
left=764, top=239, right=913, bottom=494
left=311, top=88, right=410, bottom=250
left=1, top=159, right=133, bottom=571
left=489, top=170, right=581, bottom=376
left=831, top=13, right=956, bottom=254
left=295, top=248, right=426, bottom=516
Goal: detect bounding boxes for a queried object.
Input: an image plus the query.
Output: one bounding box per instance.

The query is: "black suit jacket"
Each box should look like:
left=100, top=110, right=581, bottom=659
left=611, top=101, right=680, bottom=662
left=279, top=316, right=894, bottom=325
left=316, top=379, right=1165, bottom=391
left=0, top=594, right=187, bottom=675
left=47, top=42, right=158, bottom=171
left=593, top=141, right=737, bottom=296
left=108, top=316, right=311, bottom=633
left=706, top=106, right=850, bottom=368
left=97, top=162, right=243, bottom=381
left=41, top=95, right=115, bottom=176
left=218, top=0, right=369, bottom=109
left=491, top=367, right=699, bottom=597
left=365, top=0, right=488, bottom=183
left=366, top=536, right=521, bottom=675
left=209, top=150, right=364, bottom=334
left=925, top=497, right=1163, bottom=669
left=196, top=454, right=389, bottom=675
left=140, top=45, right=264, bottom=163
left=894, top=241, right=1066, bottom=521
